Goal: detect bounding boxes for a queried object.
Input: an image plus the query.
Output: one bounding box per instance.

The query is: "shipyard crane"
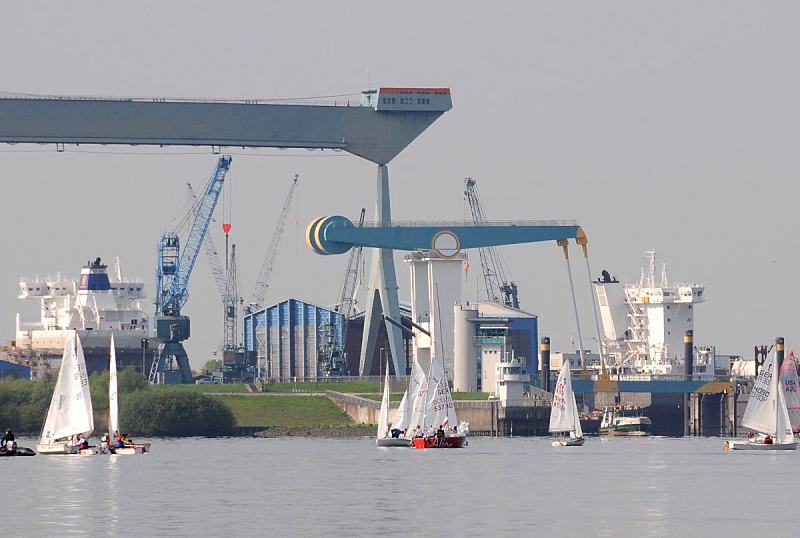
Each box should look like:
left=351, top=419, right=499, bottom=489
left=464, top=177, right=520, bottom=308
left=249, top=174, right=299, bottom=312
left=320, top=208, right=366, bottom=376
left=188, top=182, right=242, bottom=357
left=150, top=155, right=232, bottom=384
left=223, top=243, right=242, bottom=358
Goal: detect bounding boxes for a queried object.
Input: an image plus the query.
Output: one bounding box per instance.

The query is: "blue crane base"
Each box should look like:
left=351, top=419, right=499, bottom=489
left=149, top=342, right=193, bottom=384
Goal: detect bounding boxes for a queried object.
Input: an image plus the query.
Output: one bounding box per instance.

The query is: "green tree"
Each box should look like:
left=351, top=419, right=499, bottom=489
left=201, top=359, right=222, bottom=376
left=121, top=391, right=234, bottom=436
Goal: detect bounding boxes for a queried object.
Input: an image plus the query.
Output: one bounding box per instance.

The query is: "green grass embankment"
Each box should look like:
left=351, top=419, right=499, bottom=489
left=213, top=395, right=354, bottom=429
left=262, top=381, right=382, bottom=393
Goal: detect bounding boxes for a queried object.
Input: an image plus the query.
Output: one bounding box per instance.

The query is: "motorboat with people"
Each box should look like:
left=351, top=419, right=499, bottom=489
left=599, top=405, right=652, bottom=436
left=36, top=332, right=98, bottom=455
left=0, top=429, right=35, bottom=456
left=549, top=362, right=585, bottom=447
left=727, top=349, right=797, bottom=451
left=376, top=360, right=411, bottom=447
left=102, top=335, right=150, bottom=455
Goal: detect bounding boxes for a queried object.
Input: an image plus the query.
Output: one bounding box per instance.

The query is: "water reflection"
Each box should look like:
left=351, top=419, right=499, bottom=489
left=4, top=436, right=798, bottom=536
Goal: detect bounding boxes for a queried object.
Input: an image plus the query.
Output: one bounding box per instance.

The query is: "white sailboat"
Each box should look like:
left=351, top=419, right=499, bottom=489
left=780, top=351, right=800, bottom=433
left=376, top=360, right=410, bottom=447
left=549, top=361, right=584, bottom=447
left=729, top=351, right=797, bottom=451
left=36, top=332, right=96, bottom=455
left=107, top=335, right=149, bottom=455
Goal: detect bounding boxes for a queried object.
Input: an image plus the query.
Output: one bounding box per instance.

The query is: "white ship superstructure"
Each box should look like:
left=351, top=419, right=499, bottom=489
left=594, top=251, right=705, bottom=375
left=14, top=258, right=150, bottom=375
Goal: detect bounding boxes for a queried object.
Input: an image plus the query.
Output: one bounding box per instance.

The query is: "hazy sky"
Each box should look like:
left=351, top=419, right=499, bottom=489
left=2, top=1, right=799, bottom=368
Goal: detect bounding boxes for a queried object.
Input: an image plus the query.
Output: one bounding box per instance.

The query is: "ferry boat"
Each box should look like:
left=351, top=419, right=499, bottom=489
left=599, top=405, right=652, bottom=436
left=11, top=257, right=153, bottom=377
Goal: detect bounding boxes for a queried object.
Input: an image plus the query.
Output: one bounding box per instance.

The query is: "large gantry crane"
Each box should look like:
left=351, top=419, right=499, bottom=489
left=150, top=155, right=232, bottom=384
left=464, top=177, right=520, bottom=308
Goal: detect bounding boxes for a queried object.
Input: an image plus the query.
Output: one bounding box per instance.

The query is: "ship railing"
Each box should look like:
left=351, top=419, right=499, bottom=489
left=587, top=373, right=731, bottom=383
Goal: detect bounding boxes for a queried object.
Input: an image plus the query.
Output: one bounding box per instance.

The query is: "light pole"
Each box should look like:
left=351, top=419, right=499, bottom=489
left=141, top=338, right=149, bottom=377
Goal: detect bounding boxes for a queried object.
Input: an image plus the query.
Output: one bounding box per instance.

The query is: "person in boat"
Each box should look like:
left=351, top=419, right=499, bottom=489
left=747, top=431, right=755, bottom=439
left=390, top=428, right=402, bottom=439
left=764, top=435, right=773, bottom=445
left=436, top=425, right=445, bottom=439
left=100, top=432, right=110, bottom=453
left=121, top=433, right=134, bottom=446
left=75, top=435, right=90, bottom=450
left=2, top=428, right=16, bottom=452
left=413, top=426, right=423, bottom=438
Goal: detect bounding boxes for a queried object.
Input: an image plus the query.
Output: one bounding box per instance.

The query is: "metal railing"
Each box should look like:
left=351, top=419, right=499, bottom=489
left=358, top=219, right=578, bottom=228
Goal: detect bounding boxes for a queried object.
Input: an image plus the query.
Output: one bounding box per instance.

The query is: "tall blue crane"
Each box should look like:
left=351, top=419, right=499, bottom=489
left=150, top=155, right=232, bottom=384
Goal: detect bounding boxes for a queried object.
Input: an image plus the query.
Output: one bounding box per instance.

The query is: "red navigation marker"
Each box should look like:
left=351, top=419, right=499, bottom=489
left=222, top=223, right=232, bottom=234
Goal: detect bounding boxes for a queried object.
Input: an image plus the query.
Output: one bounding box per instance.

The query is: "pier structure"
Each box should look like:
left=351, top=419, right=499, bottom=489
left=0, top=88, right=451, bottom=373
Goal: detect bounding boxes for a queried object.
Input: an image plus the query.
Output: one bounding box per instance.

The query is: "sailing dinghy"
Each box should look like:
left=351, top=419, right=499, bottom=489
left=106, top=335, right=149, bottom=455
left=36, top=332, right=96, bottom=455
left=376, top=361, right=410, bottom=447
left=729, top=350, right=797, bottom=451
left=409, top=356, right=467, bottom=449
left=549, top=361, right=585, bottom=447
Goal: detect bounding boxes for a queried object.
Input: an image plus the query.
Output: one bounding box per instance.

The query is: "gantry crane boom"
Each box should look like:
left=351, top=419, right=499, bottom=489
left=150, top=155, right=232, bottom=383
left=188, top=182, right=227, bottom=300
left=464, top=177, right=520, bottom=308
left=249, top=174, right=299, bottom=311
left=223, top=244, right=241, bottom=353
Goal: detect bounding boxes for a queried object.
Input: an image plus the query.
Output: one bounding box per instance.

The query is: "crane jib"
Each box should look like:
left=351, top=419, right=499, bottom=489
left=160, top=155, right=232, bottom=313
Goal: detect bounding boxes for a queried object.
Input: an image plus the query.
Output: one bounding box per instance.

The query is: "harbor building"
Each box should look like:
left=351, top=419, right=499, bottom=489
left=243, top=299, right=344, bottom=381
left=453, top=302, right=538, bottom=393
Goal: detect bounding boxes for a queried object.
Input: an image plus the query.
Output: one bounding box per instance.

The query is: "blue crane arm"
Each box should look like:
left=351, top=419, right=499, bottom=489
left=163, top=155, right=232, bottom=313
left=306, top=215, right=584, bottom=255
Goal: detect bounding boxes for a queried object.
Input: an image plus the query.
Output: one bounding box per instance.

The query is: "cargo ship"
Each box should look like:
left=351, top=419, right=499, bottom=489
left=10, top=257, right=155, bottom=377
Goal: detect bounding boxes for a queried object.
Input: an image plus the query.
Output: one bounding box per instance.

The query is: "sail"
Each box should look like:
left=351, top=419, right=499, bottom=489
left=40, top=332, right=94, bottom=444
left=424, top=356, right=458, bottom=430
left=775, top=381, right=795, bottom=444
left=742, top=352, right=779, bottom=436
left=780, top=352, right=800, bottom=432
left=377, top=363, right=390, bottom=439
left=390, top=390, right=410, bottom=432
left=109, top=334, right=120, bottom=437
left=549, top=362, right=579, bottom=434
left=404, top=360, right=429, bottom=437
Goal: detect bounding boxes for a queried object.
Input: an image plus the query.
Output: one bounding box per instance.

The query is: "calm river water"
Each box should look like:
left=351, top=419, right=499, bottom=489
left=2, top=436, right=797, bottom=537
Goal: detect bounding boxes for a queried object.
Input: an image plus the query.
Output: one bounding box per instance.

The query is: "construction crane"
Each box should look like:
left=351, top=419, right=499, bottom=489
left=464, top=177, right=520, bottom=309
left=249, top=174, right=299, bottom=312
left=188, top=182, right=241, bottom=357
left=319, top=208, right=366, bottom=376
left=223, top=243, right=242, bottom=357
left=188, top=182, right=227, bottom=300
left=150, top=155, right=232, bottom=384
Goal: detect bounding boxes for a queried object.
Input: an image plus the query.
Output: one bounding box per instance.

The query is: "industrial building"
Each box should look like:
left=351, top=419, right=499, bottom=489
left=453, top=302, right=538, bottom=393
left=243, top=299, right=344, bottom=381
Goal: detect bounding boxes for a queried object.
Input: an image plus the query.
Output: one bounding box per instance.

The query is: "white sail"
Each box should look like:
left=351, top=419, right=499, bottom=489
left=426, top=376, right=458, bottom=430
left=780, top=353, right=800, bottom=432
left=391, top=390, right=410, bottom=432
left=109, top=334, right=120, bottom=437
left=40, top=332, right=94, bottom=445
left=404, top=360, right=429, bottom=437
left=550, top=361, right=581, bottom=436
left=377, top=363, right=390, bottom=439
left=742, top=353, right=778, bottom=435
left=775, top=381, right=795, bottom=444
left=741, top=351, right=794, bottom=442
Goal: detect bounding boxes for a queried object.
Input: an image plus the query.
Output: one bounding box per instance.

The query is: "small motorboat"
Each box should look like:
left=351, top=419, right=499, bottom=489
left=109, top=443, right=151, bottom=455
